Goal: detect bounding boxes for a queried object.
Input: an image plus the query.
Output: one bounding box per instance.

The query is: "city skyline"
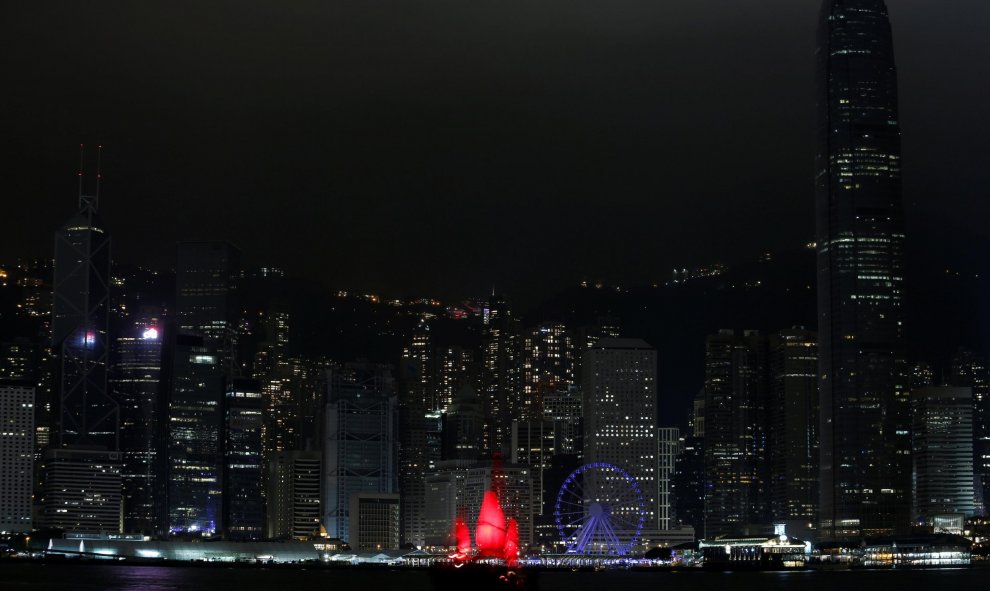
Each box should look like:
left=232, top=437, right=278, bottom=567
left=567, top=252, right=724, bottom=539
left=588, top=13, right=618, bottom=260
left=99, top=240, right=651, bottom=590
left=3, top=0, right=990, bottom=577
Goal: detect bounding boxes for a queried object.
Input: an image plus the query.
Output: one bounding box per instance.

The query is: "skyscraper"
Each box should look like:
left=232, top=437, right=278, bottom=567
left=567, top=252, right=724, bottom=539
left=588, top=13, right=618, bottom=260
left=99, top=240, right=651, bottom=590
left=323, top=363, right=398, bottom=543
left=46, top=164, right=123, bottom=533
left=816, top=0, right=910, bottom=538
left=110, top=311, right=164, bottom=534
left=582, top=338, right=658, bottom=530
left=912, top=386, right=976, bottom=524
left=266, top=450, right=322, bottom=540
left=521, top=322, right=575, bottom=419
left=53, top=178, right=115, bottom=450
left=175, top=242, right=240, bottom=376
left=0, top=383, right=34, bottom=533
left=657, top=427, right=682, bottom=532
left=949, top=349, right=990, bottom=516
left=160, top=332, right=225, bottom=536
left=223, top=378, right=264, bottom=540
left=398, top=321, right=431, bottom=546
left=769, top=329, right=819, bottom=529
left=702, top=330, right=769, bottom=537
left=482, top=294, right=520, bottom=455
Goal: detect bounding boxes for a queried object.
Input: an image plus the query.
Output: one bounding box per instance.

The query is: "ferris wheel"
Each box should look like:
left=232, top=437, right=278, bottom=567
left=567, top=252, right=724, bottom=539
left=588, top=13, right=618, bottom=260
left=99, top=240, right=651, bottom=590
left=553, top=462, right=646, bottom=556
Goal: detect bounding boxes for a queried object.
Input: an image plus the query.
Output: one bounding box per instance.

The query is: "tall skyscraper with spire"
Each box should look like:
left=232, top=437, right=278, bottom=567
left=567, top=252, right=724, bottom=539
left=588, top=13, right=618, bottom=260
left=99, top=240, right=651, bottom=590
left=52, top=147, right=115, bottom=450
left=816, top=0, right=910, bottom=538
left=41, top=147, right=123, bottom=534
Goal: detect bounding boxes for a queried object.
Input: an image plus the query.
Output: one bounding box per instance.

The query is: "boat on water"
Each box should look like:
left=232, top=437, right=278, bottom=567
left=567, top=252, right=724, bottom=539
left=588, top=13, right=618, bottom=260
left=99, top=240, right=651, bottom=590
left=431, top=468, right=536, bottom=590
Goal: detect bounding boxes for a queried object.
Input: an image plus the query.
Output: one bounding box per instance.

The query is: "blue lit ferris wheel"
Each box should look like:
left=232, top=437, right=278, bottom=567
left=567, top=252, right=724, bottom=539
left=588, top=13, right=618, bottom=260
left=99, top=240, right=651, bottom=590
left=554, top=462, right=646, bottom=556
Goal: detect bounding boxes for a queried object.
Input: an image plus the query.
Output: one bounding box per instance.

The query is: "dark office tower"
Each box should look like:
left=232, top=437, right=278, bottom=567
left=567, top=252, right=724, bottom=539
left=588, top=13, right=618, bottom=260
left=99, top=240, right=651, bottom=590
left=703, top=330, right=769, bottom=537
left=816, top=0, right=910, bottom=538
left=912, top=387, right=976, bottom=525
left=443, top=384, right=485, bottom=462
left=266, top=450, right=322, bottom=540
left=521, top=323, right=575, bottom=420
left=949, top=350, right=990, bottom=516
left=673, top=392, right=705, bottom=535
left=223, top=378, right=264, bottom=540
left=175, top=242, right=240, bottom=376
left=323, top=363, right=398, bottom=543
left=769, top=329, right=819, bottom=530
left=399, top=322, right=431, bottom=546
left=481, top=294, right=521, bottom=455
left=110, top=309, right=164, bottom=534
left=53, top=183, right=115, bottom=450
left=160, top=332, right=225, bottom=537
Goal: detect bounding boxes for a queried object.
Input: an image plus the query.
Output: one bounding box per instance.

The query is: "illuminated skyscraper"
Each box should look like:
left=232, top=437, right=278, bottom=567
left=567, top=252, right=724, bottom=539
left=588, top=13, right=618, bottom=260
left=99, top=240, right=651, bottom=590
left=160, top=332, right=225, bottom=536
left=912, top=387, right=976, bottom=523
left=110, top=310, right=164, bottom=534
left=769, top=329, right=819, bottom=528
left=657, top=427, right=681, bottom=531
left=0, top=383, right=34, bottom=533
left=949, top=349, right=990, bottom=515
left=521, top=323, right=575, bottom=420
left=482, top=294, right=520, bottom=455
left=399, top=322, right=431, bottom=546
left=583, top=338, right=658, bottom=530
left=433, top=346, right=476, bottom=413
left=45, top=161, right=123, bottom=533
left=223, top=378, right=264, bottom=540
left=816, top=0, right=910, bottom=537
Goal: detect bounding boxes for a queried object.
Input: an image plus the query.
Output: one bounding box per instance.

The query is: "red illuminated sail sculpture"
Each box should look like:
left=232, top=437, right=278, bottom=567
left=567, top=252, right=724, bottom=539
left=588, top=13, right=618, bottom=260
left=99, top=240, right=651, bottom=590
left=475, top=490, right=507, bottom=556
left=503, top=518, right=519, bottom=566
left=450, top=516, right=472, bottom=560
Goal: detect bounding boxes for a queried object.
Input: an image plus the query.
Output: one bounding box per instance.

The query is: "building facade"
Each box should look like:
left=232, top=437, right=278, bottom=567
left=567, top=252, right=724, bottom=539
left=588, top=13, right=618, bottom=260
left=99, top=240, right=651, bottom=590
left=0, top=384, right=34, bottom=533
left=582, top=338, right=659, bottom=530
left=224, top=378, right=264, bottom=540
left=703, top=330, right=769, bottom=537
left=160, top=332, right=225, bottom=536
left=912, top=386, right=976, bottom=523
left=53, top=190, right=115, bottom=450
left=110, top=313, right=163, bottom=534
left=350, top=493, right=401, bottom=552
left=816, top=0, right=910, bottom=538
left=266, top=450, right=322, bottom=540
left=769, top=329, right=819, bottom=528
left=323, top=363, right=398, bottom=543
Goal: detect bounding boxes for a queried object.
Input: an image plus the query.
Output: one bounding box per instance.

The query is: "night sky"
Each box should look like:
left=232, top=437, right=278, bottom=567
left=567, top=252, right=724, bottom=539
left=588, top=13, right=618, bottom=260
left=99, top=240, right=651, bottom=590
left=3, top=1, right=989, bottom=303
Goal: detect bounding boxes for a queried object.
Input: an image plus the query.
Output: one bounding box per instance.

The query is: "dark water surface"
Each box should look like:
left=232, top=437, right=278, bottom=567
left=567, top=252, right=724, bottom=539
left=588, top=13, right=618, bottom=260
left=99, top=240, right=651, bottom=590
left=0, top=564, right=985, bottom=591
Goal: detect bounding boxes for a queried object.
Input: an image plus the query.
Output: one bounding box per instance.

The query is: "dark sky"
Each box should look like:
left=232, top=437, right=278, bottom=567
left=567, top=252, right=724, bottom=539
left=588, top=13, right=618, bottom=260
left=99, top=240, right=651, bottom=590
left=3, top=1, right=989, bottom=303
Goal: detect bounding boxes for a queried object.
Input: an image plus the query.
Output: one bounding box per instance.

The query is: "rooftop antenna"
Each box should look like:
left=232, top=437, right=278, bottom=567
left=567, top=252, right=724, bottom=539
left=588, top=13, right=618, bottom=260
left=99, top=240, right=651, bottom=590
left=94, top=144, right=102, bottom=208
left=77, top=143, right=85, bottom=208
